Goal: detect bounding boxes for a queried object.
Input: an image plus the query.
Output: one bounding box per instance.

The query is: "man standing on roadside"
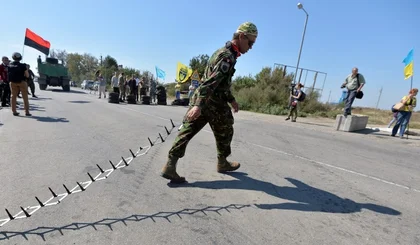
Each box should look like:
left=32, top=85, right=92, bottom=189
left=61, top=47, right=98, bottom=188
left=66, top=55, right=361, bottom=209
left=160, top=22, right=258, bottom=184
left=8, top=52, right=31, bottom=116
left=111, top=72, right=119, bottom=93
left=0, top=56, right=11, bottom=107
left=341, top=67, right=365, bottom=117
left=26, top=64, right=37, bottom=98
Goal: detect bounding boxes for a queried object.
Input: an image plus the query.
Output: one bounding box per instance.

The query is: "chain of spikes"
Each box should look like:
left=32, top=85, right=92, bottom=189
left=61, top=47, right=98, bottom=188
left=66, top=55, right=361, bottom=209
left=0, top=119, right=179, bottom=228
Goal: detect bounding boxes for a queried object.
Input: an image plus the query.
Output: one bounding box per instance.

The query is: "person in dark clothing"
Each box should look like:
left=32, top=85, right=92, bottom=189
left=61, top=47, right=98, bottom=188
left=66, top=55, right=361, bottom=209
left=0, top=56, right=11, bottom=107
left=8, top=52, right=31, bottom=116
left=128, top=75, right=137, bottom=96
left=26, top=64, right=37, bottom=98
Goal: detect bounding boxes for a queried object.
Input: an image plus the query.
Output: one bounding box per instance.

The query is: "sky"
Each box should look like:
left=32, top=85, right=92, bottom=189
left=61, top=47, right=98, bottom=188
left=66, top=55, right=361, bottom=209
left=1, top=0, right=419, bottom=109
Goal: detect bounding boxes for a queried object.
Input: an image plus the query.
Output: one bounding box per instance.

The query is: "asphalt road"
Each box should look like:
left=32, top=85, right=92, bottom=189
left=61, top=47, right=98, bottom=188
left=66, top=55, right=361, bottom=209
left=0, top=87, right=419, bottom=245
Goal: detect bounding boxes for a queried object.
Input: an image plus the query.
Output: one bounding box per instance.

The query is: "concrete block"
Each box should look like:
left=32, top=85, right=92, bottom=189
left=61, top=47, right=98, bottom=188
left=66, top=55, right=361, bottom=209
left=335, top=115, right=369, bottom=132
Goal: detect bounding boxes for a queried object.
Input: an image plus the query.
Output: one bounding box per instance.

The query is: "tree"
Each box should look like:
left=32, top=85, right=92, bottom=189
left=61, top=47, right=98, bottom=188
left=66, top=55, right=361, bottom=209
left=50, top=49, right=68, bottom=66
left=189, top=54, right=209, bottom=77
left=66, top=53, right=84, bottom=82
left=81, top=53, right=99, bottom=80
left=103, top=55, right=118, bottom=70
left=65, top=53, right=98, bottom=82
left=99, top=55, right=119, bottom=85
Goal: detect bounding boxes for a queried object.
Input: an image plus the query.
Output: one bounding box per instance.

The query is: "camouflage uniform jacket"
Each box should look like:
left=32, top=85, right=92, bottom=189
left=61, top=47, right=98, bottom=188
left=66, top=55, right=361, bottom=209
left=190, top=41, right=239, bottom=109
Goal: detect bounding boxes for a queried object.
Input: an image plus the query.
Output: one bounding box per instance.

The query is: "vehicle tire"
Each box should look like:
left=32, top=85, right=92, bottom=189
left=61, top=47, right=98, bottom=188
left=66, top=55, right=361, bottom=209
left=180, top=98, right=189, bottom=106
left=39, top=84, right=47, bottom=90
left=141, top=95, right=150, bottom=105
left=62, top=85, right=70, bottom=91
left=127, top=95, right=136, bottom=104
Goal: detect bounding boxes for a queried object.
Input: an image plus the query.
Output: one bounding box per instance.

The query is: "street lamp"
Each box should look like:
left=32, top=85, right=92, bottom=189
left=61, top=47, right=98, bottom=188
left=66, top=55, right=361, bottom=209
left=293, top=2, right=309, bottom=85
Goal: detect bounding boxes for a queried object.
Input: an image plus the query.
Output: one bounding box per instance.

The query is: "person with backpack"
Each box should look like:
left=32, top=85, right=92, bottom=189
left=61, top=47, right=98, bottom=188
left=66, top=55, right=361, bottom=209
left=340, top=67, right=366, bottom=117
left=391, top=88, right=418, bottom=138
left=285, top=83, right=305, bottom=122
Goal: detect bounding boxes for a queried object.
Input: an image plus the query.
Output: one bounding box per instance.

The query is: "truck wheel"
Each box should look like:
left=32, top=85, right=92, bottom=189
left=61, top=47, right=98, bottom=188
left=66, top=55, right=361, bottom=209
left=62, top=85, right=70, bottom=91
left=39, top=84, right=47, bottom=90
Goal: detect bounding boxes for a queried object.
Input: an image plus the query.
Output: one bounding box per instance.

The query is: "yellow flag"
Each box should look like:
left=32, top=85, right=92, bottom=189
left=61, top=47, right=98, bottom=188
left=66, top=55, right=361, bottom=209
left=404, top=62, right=413, bottom=80
left=176, top=62, right=192, bottom=83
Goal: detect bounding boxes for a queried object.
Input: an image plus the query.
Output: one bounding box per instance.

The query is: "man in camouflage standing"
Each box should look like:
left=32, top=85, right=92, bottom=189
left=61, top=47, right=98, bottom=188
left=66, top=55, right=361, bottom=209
left=161, top=22, right=258, bottom=183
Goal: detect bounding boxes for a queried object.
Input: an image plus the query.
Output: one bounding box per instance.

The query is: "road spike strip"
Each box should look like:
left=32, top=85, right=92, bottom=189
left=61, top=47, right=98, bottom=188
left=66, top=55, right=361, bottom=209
left=63, top=184, right=72, bottom=195
left=48, top=187, right=58, bottom=198
left=109, top=160, right=117, bottom=170
left=165, top=126, right=170, bottom=135
left=122, top=157, right=129, bottom=166
left=5, top=209, right=14, bottom=220
left=35, top=196, right=44, bottom=207
left=129, top=149, right=136, bottom=158
left=77, top=182, right=85, bottom=191
left=20, top=207, right=30, bottom=217
left=96, top=164, right=105, bottom=173
left=87, top=173, right=95, bottom=182
left=0, top=119, right=178, bottom=227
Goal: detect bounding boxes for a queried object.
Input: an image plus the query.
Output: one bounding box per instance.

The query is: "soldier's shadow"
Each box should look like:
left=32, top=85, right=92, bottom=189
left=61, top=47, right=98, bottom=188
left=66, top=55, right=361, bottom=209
left=168, top=172, right=401, bottom=215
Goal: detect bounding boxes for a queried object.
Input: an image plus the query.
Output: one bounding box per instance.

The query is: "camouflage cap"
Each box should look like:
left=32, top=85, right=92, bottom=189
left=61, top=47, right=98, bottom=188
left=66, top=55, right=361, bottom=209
left=236, top=22, right=258, bottom=37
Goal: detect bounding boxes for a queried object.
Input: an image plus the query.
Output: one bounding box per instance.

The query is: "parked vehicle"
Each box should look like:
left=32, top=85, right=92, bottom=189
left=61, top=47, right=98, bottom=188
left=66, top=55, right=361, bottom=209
left=81, top=80, right=95, bottom=90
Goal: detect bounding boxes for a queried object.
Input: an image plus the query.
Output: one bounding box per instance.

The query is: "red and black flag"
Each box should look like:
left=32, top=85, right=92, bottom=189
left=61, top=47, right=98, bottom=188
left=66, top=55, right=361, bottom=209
left=24, top=28, right=51, bottom=55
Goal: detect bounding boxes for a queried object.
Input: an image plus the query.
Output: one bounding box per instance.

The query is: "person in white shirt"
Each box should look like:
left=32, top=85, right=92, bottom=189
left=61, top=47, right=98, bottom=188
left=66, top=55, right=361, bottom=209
left=188, top=83, right=195, bottom=99
left=135, top=76, right=140, bottom=101
left=97, top=73, right=106, bottom=99
left=111, top=72, right=119, bottom=93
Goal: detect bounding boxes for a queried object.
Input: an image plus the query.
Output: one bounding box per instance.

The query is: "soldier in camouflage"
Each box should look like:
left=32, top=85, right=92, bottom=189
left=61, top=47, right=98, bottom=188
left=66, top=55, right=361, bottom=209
left=161, top=22, right=258, bottom=183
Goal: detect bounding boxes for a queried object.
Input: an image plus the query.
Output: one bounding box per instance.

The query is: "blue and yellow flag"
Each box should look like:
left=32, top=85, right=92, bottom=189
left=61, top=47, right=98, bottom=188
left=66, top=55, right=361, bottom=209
left=403, top=49, right=414, bottom=80
left=176, top=62, right=192, bottom=83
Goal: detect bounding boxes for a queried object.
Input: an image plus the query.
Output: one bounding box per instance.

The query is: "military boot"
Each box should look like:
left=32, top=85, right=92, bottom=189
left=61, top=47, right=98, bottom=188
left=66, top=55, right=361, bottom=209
left=217, top=156, right=241, bottom=173
left=161, top=156, right=186, bottom=183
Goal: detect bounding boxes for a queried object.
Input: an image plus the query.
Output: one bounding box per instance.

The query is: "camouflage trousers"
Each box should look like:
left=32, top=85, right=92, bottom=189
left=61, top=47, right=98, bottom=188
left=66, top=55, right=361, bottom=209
left=168, top=103, right=234, bottom=159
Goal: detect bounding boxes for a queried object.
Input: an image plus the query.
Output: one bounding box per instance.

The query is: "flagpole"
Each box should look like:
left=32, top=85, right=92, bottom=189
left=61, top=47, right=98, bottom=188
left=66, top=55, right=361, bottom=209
left=406, top=75, right=413, bottom=139
left=410, top=76, right=413, bottom=90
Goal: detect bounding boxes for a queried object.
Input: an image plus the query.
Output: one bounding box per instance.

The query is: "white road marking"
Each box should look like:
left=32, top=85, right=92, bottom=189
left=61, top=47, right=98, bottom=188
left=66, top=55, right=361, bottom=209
left=79, top=91, right=420, bottom=193
left=247, top=142, right=420, bottom=194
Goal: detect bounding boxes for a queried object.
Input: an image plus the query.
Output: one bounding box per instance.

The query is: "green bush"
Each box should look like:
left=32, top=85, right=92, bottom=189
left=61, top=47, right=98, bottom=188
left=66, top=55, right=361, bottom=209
left=231, top=66, right=334, bottom=118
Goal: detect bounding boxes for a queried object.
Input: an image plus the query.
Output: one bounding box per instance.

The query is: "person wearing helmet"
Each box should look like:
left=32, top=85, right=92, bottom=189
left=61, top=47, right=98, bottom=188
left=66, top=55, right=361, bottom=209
left=160, top=22, right=258, bottom=184
left=8, top=52, right=31, bottom=116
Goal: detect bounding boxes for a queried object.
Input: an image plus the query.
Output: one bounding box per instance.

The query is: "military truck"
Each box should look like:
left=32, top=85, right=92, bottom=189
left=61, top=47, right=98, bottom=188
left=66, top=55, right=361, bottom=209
left=37, top=56, right=71, bottom=91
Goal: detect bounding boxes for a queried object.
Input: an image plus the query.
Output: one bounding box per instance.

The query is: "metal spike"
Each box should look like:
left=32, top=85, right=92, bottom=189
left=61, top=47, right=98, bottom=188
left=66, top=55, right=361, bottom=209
left=35, top=196, right=44, bottom=207
left=129, top=149, right=136, bottom=158
left=87, top=172, right=95, bottom=182
left=77, top=182, right=85, bottom=191
left=148, top=137, right=154, bottom=146
left=170, top=119, right=175, bottom=128
left=20, top=207, right=31, bottom=217
left=96, top=164, right=105, bottom=173
left=122, top=157, right=129, bottom=166
left=48, top=187, right=58, bottom=197
left=5, top=209, right=14, bottom=220
left=159, top=133, right=165, bottom=142
left=109, top=160, right=117, bottom=170
left=164, top=126, right=170, bottom=135
left=63, top=184, right=72, bottom=195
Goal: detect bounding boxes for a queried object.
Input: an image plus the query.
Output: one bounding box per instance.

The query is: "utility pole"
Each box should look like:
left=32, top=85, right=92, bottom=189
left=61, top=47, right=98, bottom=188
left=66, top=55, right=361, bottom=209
left=327, top=90, right=331, bottom=104
left=375, top=86, right=383, bottom=110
